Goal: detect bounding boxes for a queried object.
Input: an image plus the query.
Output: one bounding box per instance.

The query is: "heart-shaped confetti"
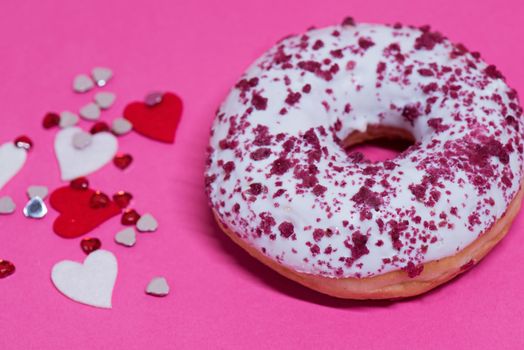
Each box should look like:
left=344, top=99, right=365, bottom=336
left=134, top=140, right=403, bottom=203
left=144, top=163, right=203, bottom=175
left=72, top=131, right=93, bottom=150
left=92, top=67, right=112, bottom=87
left=94, top=92, right=116, bottom=110
left=113, top=191, right=133, bottom=208
left=121, top=209, right=140, bottom=225
left=111, top=118, right=132, bottom=136
left=55, top=127, right=118, bottom=181
left=81, top=237, right=102, bottom=255
left=146, top=277, right=170, bottom=297
left=59, top=111, right=79, bottom=128
left=79, top=103, right=101, bottom=121
left=0, top=196, right=16, bottom=215
left=14, top=135, right=33, bottom=150
left=136, top=213, right=158, bottom=232
left=113, top=154, right=133, bottom=170
left=0, top=142, right=27, bottom=191
left=51, top=249, right=117, bottom=309
left=123, top=92, right=183, bottom=143
left=73, top=74, right=94, bottom=93
left=23, top=197, right=48, bottom=219
left=114, top=227, right=136, bottom=247
left=50, top=185, right=121, bottom=238
left=0, top=260, right=16, bottom=279
left=27, top=185, right=49, bottom=199
left=43, top=112, right=61, bottom=129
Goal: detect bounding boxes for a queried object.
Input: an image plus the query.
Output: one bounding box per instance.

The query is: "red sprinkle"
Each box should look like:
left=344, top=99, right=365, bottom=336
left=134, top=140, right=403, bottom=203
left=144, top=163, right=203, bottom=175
left=14, top=135, right=33, bottom=150
left=121, top=209, right=140, bottom=226
left=80, top=238, right=102, bottom=255
left=42, top=112, right=60, bottom=129
left=113, top=154, right=133, bottom=170
left=0, top=260, right=15, bottom=279
left=278, top=221, right=294, bottom=238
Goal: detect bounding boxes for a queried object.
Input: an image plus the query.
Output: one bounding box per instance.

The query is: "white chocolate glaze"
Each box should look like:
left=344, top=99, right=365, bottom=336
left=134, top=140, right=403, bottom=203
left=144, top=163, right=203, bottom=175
left=205, top=22, right=523, bottom=278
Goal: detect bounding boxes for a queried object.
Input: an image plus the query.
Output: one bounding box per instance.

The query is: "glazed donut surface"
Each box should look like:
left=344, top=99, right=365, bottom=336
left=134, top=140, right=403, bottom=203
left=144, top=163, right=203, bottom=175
left=205, top=22, right=523, bottom=282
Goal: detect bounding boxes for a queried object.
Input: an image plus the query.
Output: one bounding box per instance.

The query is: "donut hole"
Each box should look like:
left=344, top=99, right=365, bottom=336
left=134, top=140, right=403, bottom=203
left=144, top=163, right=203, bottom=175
left=343, top=125, right=415, bottom=163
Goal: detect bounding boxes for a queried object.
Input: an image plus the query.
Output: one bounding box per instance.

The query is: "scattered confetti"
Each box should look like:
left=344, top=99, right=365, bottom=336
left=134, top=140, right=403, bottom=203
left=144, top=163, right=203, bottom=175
left=79, top=102, right=101, bottom=121
left=0, top=196, right=16, bottom=215
left=94, top=91, right=116, bottom=110
left=136, top=213, right=158, bottom=232
left=114, top=227, right=136, bottom=247
left=23, top=197, right=48, bottom=219
left=0, top=142, right=27, bottom=190
left=50, top=183, right=121, bottom=238
left=55, top=126, right=118, bottom=181
left=72, top=131, right=93, bottom=150
left=123, top=92, right=183, bottom=143
left=14, top=135, right=33, bottom=150
left=92, top=67, right=113, bottom=87
left=144, top=92, right=164, bottom=107
left=59, top=111, right=79, bottom=128
left=89, top=191, right=110, bottom=209
left=112, top=191, right=133, bottom=208
left=111, top=118, right=132, bottom=136
left=121, top=209, right=140, bottom=226
left=80, top=237, right=102, bottom=255
left=90, top=121, right=110, bottom=134
left=51, top=249, right=117, bottom=309
left=27, top=185, right=49, bottom=200
left=146, top=277, right=170, bottom=297
left=70, top=177, right=89, bottom=190
left=73, top=74, right=95, bottom=93
left=0, top=260, right=15, bottom=279
left=42, top=112, right=61, bottom=129
left=113, top=153, right=133, bottom=170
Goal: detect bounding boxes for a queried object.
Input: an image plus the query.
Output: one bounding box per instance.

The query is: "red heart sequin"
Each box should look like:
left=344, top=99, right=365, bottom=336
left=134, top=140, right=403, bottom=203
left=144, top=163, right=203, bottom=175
left=50, top=185, right=121, bottom=238
left=90, top=121, right=110, bottom=134
left=80, top=237, right=102, bottom=254
left=42, top=112, right=60, bottom=129
left=121, top=209, right=140, bottom=226
left=113, top=191, right=133, bottom=208
left=123, top=92, right=183, bottom=143
left=0, top=260, right=15, bottom=279
left=113, top=154, right=133, bottom=170
left=14, top=135, right=33, bottom=150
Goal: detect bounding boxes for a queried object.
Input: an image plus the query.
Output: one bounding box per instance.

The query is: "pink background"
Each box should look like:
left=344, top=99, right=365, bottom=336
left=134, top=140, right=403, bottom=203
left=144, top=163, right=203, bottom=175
left=1, top=0, right=523, bottom=348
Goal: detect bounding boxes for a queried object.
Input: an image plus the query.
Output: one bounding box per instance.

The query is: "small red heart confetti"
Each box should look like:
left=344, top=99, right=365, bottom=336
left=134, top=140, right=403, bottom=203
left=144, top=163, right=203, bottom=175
left=80, top=237, right=102, bottom=254
left=14, top=135, right=33, bottom=151
left=90, top=121, right=111, bottom=135
left=70, top=177, right=89, bottom=190
left=121, top=209, right=140, bottom=226
left=42, top=112, right=60, bottom=129
left=89, top=191, right=110, bottom=209
left=50, top=185, right=121, bottom=238
left=113, top=191, right=133, bottom=209
left=123, top=92, right=183, bottom=143
left=113, top=154, right=133, bottom=170
left=0, top=260, right=15, bottom=279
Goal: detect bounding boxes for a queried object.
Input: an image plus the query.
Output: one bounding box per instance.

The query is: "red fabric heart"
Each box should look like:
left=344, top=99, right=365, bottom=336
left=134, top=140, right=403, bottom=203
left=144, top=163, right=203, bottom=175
left=123, top=92, right=183, bottom=143
left=50, top=186, right=121, bottom=238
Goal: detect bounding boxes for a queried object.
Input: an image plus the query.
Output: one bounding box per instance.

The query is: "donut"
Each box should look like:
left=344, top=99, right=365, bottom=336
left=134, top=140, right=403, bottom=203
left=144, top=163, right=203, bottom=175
left=205, top=20, right=524, bottom=299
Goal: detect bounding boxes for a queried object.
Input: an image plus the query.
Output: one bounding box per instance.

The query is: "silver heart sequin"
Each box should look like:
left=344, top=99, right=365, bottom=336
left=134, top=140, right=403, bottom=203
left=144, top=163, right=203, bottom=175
left=73, top=74, right=94, bottom=93
left=0, top=196, right=16, bottom=215
left=92, top=67, right=113, bottom=87
left=23, top=197, right=47, bottom=219
left=145, top=277, right=170, bottom=297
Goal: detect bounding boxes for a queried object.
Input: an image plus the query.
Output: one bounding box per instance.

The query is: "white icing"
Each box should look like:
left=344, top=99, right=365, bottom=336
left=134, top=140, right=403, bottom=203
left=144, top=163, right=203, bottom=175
left=206, top=23, right=523, bottom=278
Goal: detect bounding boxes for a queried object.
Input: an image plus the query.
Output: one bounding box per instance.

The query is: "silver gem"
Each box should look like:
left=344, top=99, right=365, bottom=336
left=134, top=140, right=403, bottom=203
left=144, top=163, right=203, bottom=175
left=23, top=197, right=47, bottom=219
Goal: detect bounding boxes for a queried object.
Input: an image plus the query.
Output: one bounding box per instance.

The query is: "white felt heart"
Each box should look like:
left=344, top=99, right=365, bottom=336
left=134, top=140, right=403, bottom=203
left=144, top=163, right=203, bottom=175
left=0, top=142, right=27, bottom=191
left=79, top=102, right=101, bottom=121
left=112, top=118, right=132, bottom=135
left=115, top=227, right=136, bottom=247
left=55, top=127, right=118, bottom=181
left=94, top=92, right=116, bottom=110
left=92, top=67, right=113, bottom=87
left=136, top=213, right=158, bottom=232
left=59, top=111, right=79, bottom=128
left=51, top=250, right=118, bottom=309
